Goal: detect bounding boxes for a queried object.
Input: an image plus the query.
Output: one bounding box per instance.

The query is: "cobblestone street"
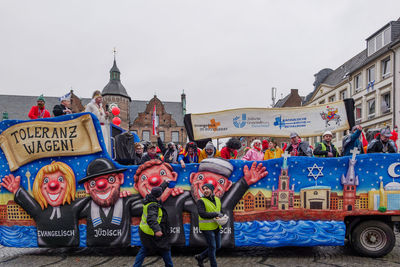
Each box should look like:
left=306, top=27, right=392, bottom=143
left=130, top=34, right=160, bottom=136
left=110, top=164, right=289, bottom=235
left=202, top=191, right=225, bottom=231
left=1, top=233, right=400, bottom=267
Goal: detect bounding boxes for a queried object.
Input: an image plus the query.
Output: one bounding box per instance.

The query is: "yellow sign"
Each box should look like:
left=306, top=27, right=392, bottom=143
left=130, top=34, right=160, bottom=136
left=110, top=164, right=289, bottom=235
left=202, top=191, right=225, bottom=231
left=0, top=114, right=102, bottom=171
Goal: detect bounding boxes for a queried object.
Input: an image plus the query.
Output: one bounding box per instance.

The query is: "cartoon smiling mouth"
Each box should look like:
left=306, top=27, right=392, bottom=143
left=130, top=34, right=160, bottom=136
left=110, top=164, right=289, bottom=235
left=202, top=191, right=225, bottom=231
left=96, top=191, right=111, bottom=200
left=48, top=193, right=60, bottom=201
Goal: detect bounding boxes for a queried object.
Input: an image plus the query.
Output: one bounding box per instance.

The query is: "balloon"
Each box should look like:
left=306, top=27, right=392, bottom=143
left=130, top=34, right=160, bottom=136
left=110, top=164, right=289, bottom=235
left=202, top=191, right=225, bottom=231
left=111, top=106, right=120, bottom=116
left=112, top=117, right=121, bottom=126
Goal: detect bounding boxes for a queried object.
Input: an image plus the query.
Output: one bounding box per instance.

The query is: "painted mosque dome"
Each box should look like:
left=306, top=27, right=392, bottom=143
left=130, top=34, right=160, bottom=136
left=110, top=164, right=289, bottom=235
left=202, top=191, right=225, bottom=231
left=384, top=182, right=400, bottom=191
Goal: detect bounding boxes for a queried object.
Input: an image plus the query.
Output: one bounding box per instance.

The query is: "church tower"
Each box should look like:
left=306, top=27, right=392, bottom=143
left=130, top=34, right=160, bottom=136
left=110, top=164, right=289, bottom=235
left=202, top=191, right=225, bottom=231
left=341, top=150, right=359, bottom=211
left=102, top=52, right=131, bottom=130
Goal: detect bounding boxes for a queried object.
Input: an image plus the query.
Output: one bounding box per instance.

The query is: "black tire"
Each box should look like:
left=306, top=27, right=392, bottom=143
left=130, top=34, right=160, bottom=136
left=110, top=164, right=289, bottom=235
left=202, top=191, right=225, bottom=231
left=351, top=220, right=395, bottom=257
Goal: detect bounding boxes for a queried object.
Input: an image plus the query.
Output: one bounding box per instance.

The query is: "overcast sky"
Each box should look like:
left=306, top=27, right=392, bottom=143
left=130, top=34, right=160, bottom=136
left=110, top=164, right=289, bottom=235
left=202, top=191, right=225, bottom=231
left=1, top=0, right=400, bottom=114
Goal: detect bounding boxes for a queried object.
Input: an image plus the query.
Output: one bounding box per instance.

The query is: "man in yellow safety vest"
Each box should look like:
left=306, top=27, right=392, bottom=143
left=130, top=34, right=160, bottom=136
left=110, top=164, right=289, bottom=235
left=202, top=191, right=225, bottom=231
left=133, top=184, right=173, bottom=267
left=195, top=183, right=224, bottom=267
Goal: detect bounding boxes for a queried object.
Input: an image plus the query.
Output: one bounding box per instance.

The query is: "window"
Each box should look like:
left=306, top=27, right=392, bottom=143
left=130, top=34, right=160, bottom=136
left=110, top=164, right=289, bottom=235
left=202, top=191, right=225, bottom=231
left=355, top=104, right=362, bottom=122
left=367, top=99, right=375, bottom=118
left=172, top=131, right=179, bottom=143
left=381, top=93, right=391, bottom=114
left=328, top=95, right=336, bottom=102
left=354, top=74, right=361, bottom=92
left=367, top=26, right=391, bottom=56
left=368, top=66, right=375, bottom=83
left=340, top=90, right=347, bottom=100
left=382, top=58, right=391, bottom=78
left=319, top=100, right=325, bottom=105
left=142, top=130, right=150, bottom=141
left=159, top=131, right=165, bottom=141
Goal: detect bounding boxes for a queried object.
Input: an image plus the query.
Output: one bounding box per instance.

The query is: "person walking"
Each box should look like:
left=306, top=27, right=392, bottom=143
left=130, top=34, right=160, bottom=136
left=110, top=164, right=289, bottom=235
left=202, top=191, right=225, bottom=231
left=195, top=183, right=223, bottom=267
left=313, top=131, right=339, bottom=157
left=133, top=185, right=173, bottom=267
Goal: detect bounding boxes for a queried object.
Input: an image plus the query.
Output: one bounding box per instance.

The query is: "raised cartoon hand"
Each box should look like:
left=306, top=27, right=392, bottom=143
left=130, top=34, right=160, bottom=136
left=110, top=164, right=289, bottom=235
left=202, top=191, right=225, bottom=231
left=120, top=190, right=132, bottom=198
left=170, top=187, right=184, bottom=197
left=1, top=174, right=21, bottom=194
left=243, top=162, right=268, bottom=186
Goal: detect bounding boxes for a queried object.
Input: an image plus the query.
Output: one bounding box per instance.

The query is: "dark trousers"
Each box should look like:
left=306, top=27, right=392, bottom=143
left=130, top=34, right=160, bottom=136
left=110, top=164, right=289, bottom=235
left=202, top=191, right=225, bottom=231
left=133, top=246, right=173, bottom=267
left=199, top=228, right=221, bottom=267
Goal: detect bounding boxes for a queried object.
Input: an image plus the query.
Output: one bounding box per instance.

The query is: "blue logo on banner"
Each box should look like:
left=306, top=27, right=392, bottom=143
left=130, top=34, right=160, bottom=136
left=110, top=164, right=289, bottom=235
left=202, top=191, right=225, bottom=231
left=233, top=114, right=247, bottom=128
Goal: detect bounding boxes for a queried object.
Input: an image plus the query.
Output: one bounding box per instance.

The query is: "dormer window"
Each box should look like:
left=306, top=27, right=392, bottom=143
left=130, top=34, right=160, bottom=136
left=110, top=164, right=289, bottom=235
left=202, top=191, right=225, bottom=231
left=367, top=26, right=391, bottom=56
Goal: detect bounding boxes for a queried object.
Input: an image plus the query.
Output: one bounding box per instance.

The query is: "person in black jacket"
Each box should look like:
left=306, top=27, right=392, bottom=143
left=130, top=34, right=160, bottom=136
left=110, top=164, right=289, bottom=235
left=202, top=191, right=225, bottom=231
left=133, top=184, right=173, bottom=267
left=286, top=132, right=313, bottom=157
left=313, top=131, right=339, bottom=157
left=157, top=137, right=178, bottom=164
left=367, top=128, right=397, bottom=153
left=53, top=97, right=72, bottom=117
left=141, top=143, right=162, bottom=164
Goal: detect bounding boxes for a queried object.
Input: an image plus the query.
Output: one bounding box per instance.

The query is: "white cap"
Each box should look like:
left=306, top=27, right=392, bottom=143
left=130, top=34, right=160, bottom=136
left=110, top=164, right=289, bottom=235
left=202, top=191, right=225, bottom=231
left=323, top=130, right=333, bottom=137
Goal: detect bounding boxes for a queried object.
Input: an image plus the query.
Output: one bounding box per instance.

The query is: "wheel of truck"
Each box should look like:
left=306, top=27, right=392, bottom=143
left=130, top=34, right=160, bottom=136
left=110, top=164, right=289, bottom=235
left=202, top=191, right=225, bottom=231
left=351, top=220, right=395, bottom=257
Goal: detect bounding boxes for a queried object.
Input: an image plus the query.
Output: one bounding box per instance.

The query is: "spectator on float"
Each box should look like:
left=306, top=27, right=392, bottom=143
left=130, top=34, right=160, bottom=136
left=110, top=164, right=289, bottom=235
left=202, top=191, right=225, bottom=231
left=367, top=128, right=397, bottom=153
left=264, top=140, right=283, bottom=160
left=342, top=125, right=364, bottom=156
left=141, top=143, right=162, bottom=164
left=28, top=94, right=51, bottom=119
left=262, top=139, right=269, bottom=153
left=134, top=143, right=144, bottom=165
left=199, top=141, right=221, bottom=162
left=313, top=131, right=339, bottom=157
left=242, top=139, right=264, bottom=161
left=53, top=93, right=72, bottom=117
left=156, top=133, right=178, bottom=164
left=178, top=141, right=200, bottom=168
left=220, top=138, right=241, bottom=159
left=85, top=90, right=108, bottom=126
left=286, top=132, right=313, bottom=157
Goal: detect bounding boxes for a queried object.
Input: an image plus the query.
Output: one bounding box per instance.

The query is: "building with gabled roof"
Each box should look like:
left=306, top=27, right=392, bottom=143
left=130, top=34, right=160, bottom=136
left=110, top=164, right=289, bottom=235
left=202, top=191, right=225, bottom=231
left=305, top=18, right=400, bottom=149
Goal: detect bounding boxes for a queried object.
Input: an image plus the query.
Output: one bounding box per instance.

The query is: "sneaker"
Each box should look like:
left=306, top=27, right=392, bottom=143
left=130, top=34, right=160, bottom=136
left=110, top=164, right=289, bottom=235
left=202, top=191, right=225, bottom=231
left=195, top=254, right=204, bottom=267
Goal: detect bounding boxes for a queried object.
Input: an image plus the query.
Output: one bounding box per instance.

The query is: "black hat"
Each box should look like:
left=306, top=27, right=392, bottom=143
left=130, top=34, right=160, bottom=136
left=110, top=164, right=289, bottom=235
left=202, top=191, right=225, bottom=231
left=79, top=158, right=127, bottom=184
left=151, top=187, right=163, bottom=198
left=202, top=183, right=215, bottom=192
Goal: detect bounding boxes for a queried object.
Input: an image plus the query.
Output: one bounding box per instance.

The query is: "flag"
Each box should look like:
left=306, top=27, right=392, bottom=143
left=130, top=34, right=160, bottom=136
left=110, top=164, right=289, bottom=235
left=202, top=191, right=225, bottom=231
left=152, top=104, right=158, bottom=135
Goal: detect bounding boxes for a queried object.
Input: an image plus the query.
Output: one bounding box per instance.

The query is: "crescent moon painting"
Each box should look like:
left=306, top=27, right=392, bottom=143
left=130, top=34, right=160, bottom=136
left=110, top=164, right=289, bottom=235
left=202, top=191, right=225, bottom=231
left=387, top=162, right=400, bottom=178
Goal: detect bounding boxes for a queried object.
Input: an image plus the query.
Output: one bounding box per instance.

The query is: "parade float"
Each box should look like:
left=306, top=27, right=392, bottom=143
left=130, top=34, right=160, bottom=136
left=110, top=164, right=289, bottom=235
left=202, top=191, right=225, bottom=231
left=0, top=100, right=399, bottom=257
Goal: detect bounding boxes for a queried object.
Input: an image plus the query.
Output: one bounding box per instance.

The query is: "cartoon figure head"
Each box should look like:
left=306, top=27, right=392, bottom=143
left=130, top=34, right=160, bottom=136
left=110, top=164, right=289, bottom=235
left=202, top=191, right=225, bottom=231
left=190, top=158, right=233, bottom=200
left=79, top=158, right=126, bottom=207
left=134, top=160, right=178, bottom=199
left=32, top=161, right=76, bottom=210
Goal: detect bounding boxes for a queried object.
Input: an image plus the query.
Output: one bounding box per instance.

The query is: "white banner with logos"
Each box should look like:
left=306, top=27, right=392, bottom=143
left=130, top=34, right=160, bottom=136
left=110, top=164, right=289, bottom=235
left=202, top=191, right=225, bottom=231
left=190, top=101, right=350, bottom=140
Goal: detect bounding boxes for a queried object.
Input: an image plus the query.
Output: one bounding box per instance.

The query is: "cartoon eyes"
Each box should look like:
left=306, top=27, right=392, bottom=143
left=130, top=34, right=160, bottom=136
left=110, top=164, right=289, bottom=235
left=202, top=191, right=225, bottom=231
left=58, top=176, right=64, bottom=183
left=43, top=178, right=49, bottom=184
left=198, top=174, right=204, bottom=180
left=218, top=178, right=225, bottom=185
left=108, top=176, right=116, bottom=184
left=89, top=180, right=96, bottom=188
left=160, top=170, right=167, bottom=176
left=141, top=175, right=147, bottom=181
